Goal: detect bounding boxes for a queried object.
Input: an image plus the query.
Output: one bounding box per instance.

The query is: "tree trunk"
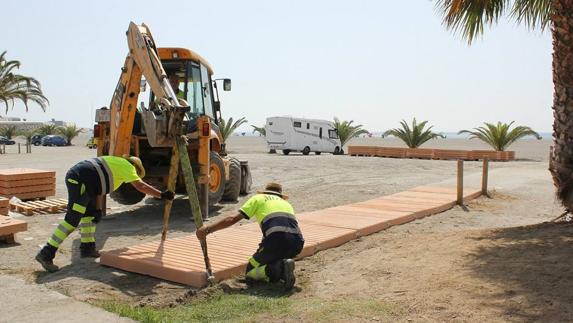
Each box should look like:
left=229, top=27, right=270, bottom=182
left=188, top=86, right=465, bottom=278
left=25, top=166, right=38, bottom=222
left=549, top=0, right=573, bottom=210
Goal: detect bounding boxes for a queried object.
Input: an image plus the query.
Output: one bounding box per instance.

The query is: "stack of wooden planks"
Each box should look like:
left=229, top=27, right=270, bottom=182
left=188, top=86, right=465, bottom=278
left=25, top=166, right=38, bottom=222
left=348, top=146, right=515, bottom=161
left=0, top=168, right=56, bottom=200
left=0, top=197, right=8, bottom=215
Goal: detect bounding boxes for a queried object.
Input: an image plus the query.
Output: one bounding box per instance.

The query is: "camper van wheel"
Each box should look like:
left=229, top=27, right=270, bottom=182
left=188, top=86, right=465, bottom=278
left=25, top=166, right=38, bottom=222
left=269, top=149, right=276, bottom=154
left=315, top=152, right=321, bottom=155
left=302, top=146, right=311, bottom=155
left=282, top=150, right=290, bottom=155
left=334, top=147, right=340, bottom=155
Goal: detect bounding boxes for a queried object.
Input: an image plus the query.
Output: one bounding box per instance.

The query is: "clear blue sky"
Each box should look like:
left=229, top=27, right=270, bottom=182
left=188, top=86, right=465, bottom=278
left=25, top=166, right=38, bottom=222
left=1, top=0, right=552, bottom=132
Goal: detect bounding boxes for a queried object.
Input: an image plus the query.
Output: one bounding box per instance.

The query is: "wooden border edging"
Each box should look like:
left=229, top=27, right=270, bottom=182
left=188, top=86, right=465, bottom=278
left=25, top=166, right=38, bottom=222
left=348, top=146, right=515, bottom=161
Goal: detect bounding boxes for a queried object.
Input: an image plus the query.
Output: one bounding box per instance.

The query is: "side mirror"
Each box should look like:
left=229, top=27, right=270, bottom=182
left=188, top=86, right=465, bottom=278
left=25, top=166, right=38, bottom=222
left=223, top=79, right=231, bottom=91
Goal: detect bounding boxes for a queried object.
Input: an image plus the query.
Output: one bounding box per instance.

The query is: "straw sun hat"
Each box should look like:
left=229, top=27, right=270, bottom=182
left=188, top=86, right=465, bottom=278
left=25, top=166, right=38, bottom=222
left=258, top=182, right=288, bottom=199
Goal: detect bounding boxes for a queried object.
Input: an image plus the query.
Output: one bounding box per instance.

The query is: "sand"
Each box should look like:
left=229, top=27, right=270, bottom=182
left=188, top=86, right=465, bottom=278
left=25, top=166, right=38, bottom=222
left=1, top=135, right=567, bottom=322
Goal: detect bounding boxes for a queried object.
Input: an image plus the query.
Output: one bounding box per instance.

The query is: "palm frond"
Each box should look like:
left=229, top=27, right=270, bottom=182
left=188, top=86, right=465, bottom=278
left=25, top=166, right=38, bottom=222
left=251, top=125, right=266, bottom=136
left=435, top=0, right=552, bottom=44
left=219, top=116, right=247, bottom=142
left=384, top=118, right=445, bottom=148
left=333, top=117, right=368, bottom=147
left=0, top=51, right=49, bottom=112
left=57, top=124, right=83, bottom=146
left=458, top=121, right=540, bottom=151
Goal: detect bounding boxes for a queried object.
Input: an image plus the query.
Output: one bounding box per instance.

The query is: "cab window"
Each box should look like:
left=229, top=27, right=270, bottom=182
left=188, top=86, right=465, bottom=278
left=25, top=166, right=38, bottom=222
left=329, top=129, right=339, bottom=139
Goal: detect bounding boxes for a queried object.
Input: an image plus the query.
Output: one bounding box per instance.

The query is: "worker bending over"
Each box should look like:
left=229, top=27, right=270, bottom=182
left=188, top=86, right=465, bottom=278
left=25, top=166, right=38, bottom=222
left=36, top=155, right=174, bottom=272
left=197, top=182, right=304, bottom=290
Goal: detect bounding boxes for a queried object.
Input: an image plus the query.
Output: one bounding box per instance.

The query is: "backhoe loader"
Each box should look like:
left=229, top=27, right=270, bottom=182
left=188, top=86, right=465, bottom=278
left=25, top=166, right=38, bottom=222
left=93, top=22, right=251, bottom=217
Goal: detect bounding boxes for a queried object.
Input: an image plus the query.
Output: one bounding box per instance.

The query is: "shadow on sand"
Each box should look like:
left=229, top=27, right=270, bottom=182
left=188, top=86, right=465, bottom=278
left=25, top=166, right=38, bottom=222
left=466, top=222, right=573, bottom=322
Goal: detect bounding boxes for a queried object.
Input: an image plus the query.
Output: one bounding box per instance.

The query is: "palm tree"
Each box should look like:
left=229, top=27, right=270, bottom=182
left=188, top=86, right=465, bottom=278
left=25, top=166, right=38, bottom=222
left=36, top=124, right=58, bottom=136
left=459, top=121, right=541, bottom=151
left=383, top=118, right=445, bottom=148
left=0, top=125, right=17, bottom=139
left=251, top=125, right=266, bottom=136
left=333, top=117, right=369, bottom=153
left=434, top=1, right=573, bottom=211
left=57, top=124, right=83, bottom=146
left=0, top=51, right=49, bottom=113
left=17, top=129, right=36, bottom=145
left=218, top=116, right=247, bottom=155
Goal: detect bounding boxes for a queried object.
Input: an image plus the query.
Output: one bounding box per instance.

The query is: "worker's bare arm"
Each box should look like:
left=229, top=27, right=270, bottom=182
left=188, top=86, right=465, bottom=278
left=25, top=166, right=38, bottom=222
left=130, top=180, right=162, bottom=199
left=196, top=212, right=243, bottom=240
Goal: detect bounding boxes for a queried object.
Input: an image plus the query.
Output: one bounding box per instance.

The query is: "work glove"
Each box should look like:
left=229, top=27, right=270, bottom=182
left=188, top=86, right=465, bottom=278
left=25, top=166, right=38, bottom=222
left=161, top=190, right=175, bottom=201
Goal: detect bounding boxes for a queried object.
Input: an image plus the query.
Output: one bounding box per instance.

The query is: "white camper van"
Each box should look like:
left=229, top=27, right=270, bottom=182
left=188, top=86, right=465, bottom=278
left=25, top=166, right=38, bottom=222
left=265, top=117, right=342, bottom=155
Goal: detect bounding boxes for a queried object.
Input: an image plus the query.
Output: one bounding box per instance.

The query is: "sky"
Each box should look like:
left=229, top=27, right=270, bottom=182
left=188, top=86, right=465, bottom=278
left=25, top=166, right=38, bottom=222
left=0, top=0, right=553, bottom=133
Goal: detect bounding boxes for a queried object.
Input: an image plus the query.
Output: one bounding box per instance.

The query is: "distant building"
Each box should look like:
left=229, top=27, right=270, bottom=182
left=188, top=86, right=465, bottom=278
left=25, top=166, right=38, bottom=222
left=0, top=116, right=67, bottom=131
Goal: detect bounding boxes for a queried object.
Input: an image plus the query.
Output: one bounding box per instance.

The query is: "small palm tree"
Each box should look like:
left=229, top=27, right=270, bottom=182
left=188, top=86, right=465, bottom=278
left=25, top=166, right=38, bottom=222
left=36, top=124, right=58, bottom=136
left=218, top=116, right=247, bottom=155
left=459, top=121, right=541, bottom=151
left=383, top=118, right=445, bottom=148
left=251, top=125, right=266, bottom=136
left=0, top=51, right=49, bottom=113
left=333, top=117, right=368, bottom=152
left=0, top=125, right=17, bottom=139
left=17, top=129, right=36, bottom=145
left=57, top=124, right=83, bottom=146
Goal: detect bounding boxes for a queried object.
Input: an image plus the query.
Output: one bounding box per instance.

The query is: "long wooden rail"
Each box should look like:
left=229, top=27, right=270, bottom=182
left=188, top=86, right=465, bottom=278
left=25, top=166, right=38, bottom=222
left=348, top=146, right=514, bottom=161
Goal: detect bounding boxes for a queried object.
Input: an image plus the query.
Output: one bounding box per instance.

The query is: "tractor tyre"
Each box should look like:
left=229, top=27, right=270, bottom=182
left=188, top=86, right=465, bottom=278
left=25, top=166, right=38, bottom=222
left=110, top=183, right=145, bottom=205
left=240, top=161, right=252, bottom=195
left=208, top=152, right=226, bottom=205
left=222, top=157, right=241, bottom=202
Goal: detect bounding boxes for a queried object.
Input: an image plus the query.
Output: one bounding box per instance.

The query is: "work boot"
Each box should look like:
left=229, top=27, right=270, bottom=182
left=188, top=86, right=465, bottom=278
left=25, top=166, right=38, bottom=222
left=35, top=248, right=59, bottom=272
left=80, top=243, right=100, bottom=258
left=281, top=259, right=296, bottom=291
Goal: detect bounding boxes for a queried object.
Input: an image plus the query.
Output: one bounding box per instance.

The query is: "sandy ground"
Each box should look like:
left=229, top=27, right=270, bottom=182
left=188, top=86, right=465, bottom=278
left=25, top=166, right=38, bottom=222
left=1, top=135, right=568, bottom=322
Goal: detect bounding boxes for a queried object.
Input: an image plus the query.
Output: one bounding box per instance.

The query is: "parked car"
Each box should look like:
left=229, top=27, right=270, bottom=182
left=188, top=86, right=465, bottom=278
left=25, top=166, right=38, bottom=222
left=31, top=134, right=44, bottom=146
left=86, top=137, right=97, bottom=149
left=41, top=135, right=67, bottom=146
left=0, top=136, right=16, bottom=145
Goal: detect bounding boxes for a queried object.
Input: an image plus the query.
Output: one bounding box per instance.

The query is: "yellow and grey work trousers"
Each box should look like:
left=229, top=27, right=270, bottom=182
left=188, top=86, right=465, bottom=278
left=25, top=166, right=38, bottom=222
left=43, top=169, right=100, bottom=259
left=245, top=232, right=304, bottom=282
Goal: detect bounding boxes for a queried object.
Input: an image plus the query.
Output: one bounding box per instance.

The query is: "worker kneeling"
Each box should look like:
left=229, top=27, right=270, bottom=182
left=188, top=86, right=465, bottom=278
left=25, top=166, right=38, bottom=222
left=196, top=182, right=303, bottom=290
left=35, top=155, right=174, bottom=272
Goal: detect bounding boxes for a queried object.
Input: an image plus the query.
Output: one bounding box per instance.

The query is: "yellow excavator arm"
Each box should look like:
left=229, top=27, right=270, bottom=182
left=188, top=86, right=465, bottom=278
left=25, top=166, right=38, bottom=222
left=108, top=22, right=187, bottom=156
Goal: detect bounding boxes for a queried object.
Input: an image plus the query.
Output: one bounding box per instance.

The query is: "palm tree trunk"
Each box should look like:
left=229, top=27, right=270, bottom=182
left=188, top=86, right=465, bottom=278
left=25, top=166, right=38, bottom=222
left=549, top=0, right=573, bottom=210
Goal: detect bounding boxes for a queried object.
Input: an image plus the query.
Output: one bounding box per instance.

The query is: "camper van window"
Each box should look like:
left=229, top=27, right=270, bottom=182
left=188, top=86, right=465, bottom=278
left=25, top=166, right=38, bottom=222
left=293, top=121, right=302, bottom=128
left=329, top=129, right=339, bottom=139
left=268, top=122, right=273, bottom=125
left=306, top=123, right=309, bottom=129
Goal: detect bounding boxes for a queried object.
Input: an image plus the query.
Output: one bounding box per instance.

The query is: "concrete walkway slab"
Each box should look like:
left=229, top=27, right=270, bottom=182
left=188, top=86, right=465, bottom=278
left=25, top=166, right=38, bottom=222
left=0, top=276, right=133, bottom=323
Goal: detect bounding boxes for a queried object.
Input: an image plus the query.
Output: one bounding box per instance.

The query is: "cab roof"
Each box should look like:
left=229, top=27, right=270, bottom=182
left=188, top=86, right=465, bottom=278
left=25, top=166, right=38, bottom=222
left=157, top=48, right=214, bottom=75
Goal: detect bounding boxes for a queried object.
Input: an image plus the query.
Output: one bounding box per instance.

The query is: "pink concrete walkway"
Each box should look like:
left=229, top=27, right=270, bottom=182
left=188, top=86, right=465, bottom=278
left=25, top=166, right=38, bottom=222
left=100, top=185, right=481, bottom=287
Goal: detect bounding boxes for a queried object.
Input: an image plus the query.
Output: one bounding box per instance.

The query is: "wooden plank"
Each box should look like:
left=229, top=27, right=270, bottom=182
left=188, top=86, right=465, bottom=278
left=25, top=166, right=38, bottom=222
left=5, top=190, right=55, bottom=200
left=0, top=217, right=27, bottom=236
left=0, top=177, right=55, bottom=188
left=0, top=168, right=55, bottom=181
left=0, top=184, right=55, bottom=195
